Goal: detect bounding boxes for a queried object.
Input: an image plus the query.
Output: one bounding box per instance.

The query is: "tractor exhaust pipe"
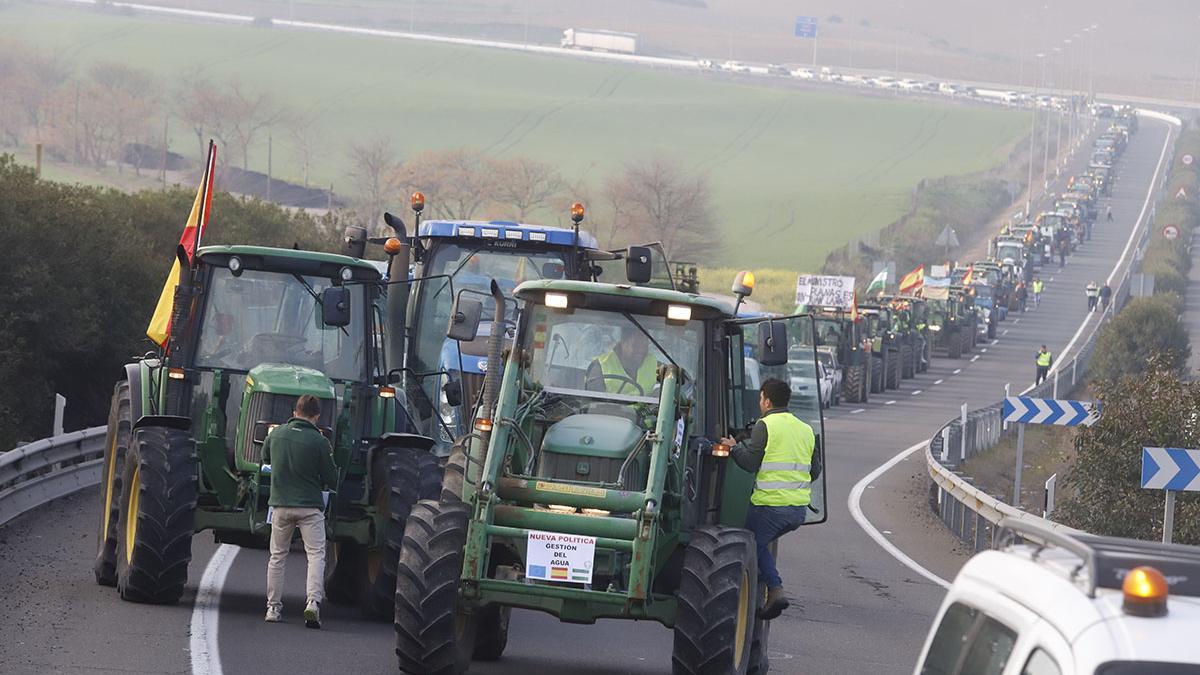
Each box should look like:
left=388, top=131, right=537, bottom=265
left=481, top=279, right=506, bottom=418
left=383, top=212, right=410, bottom=376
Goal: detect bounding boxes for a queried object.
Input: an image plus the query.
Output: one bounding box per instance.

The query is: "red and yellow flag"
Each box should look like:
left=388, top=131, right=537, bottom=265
left=960, top=265, right=974, bottom=287
left=898, top=264, right=924, bottom=295
left=850, top=290, right=859, bottom=323
left=147, top=141, right=217, bottom=346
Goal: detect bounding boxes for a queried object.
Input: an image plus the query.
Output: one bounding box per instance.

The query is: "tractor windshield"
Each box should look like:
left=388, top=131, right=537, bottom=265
left=194, top=268, right=368, bottom=382
left=523, top=304, right=704, bottom=412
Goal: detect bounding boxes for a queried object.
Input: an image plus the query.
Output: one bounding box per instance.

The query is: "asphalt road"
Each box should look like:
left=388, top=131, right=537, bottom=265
left=0, top=118, right=1172, bottom=675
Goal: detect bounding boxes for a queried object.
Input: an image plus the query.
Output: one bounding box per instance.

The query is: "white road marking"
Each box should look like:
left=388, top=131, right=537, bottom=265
left=911, top=390, right=922, bottom=396
left=990, top=339, right=999, bottom=345
left=1002, top=330, right=1009, bottom=336
left=934, top=379, right=944, bottom=385
left=190, top=543, right=239, bottom=675
left=885, top=400, right=897, bottom=405
left=848, top=440, right=950, bottom=589
left=970, top=355, right=980, bottom=362
left=1013, top=318, right=1021, bottom=324
left=981, top=348, right=988, bottom=353
left=850, top=408, right=866, bottom=414
left=953, top=369, right=962, bottom=374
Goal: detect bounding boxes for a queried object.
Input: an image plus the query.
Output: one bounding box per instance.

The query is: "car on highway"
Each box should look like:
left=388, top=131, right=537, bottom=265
left=790, top=67, right=816, bottom=79
left=915, top=519, right=1200, bottom=675
left=815, top=346, right=843, bottom=406
left=788, top=348, right=834, bottom=409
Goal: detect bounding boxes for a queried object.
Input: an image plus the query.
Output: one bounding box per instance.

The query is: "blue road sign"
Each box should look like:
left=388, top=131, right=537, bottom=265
left=1142, top=447, right=1200, bottom=491
left=1002, top=396, right=1101, bottom=426
left=794, top=16, right=819, bottom=39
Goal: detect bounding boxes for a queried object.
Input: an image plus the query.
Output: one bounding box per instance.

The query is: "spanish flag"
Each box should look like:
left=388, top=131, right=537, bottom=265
left=898, top=264, right=924, bottom=295
left=147, top=141, right=217, bottom=346
left=960, top=265, right=974, bottom=287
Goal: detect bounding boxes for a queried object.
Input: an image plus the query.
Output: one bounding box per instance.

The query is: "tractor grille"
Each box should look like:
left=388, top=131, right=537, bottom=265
left=239, top=392, right=334, bottom=468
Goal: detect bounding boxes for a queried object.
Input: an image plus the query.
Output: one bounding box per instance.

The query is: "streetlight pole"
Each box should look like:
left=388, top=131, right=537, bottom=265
left=1039, top=54, right=1050, bottom=189
left=1053, top=46, right=1064, bottom=178
left=1026, top=54, right=1040, bottom=216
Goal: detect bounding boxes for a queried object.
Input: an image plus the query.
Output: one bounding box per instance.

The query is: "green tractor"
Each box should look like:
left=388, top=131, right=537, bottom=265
left=813, top=308, right=873, bottom=404
left=857, top=303, right=902, bottom=390
left=927, top=291, right=971, bottom=360
left=94, top=244, right=442, bottom=618
left=878, top=295, right=928, bottom=377
left=392, top=265, right=828, bottom=674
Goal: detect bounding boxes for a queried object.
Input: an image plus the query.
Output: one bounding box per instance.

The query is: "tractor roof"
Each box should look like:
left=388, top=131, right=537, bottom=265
left=418, top=220, right=599, bottom=249
left=515, top=279, right=734, bottom=318
left=198, top=245, right=382, bottom=281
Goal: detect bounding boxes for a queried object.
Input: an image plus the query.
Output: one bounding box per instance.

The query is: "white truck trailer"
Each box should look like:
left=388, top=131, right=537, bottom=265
left=560, top=28, right=638, bottom=55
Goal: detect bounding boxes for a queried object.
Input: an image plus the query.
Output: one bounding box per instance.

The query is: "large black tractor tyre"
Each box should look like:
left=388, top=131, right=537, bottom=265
left=361, top=447, right=443, bottom=620
left=672, top=527, right=757, bottom=675
left=472, top=603, right=511, bottom=661
left=900, top=343, right=915, bottom=379
left=441, top=443, right=469, bottom=503
left=115, top=425, right=197, bottom=604
left=95, top=381, right=132, bottom=586
left=870, top=356, right=884, bottom=394
left=919, top=339, right=931, bottom=372
left=947, top=330, right=962, bottom=359
left=967, top=326, right=977, bottom=351
left=842, top=363, right=865, bottom=404
left=395, top=499, right=476, bottom=675
left=885, top=350, right=901, bottom=389
left=987, top=319, right=997, bottom=340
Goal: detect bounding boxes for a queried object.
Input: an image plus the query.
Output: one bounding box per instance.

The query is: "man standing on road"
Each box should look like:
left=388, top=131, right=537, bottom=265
left=1058, top=239, right=1068, bottom=268
left=1099, top=283, right=1113, bottom=312
left=1036, top=346, right=1053, bottom=385
left=1032, top=276, right=1044, bottom=308
left=264, top=394, right=338, bottom=628
left=1085, top=281, right=1100, bottom=311
left=1106, top=204, right=1113, bottom=222
left=1015, top=281, right=1028, bottom=313
left=721, top=378, right=814, bottom=622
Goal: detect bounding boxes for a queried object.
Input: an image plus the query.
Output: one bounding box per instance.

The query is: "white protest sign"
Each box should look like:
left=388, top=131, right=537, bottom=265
left=526, top=530, right=596, bottom=584
left=795, top=275, right=856, bottom=309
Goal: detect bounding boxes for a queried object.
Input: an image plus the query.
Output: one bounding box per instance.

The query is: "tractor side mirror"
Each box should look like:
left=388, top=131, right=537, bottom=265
left=343, top=225, right=368, bottom=259
left=321, top=287, right=352, bottom=327
left=759, top=321, right=788, bottom=367
left=625, top=246, right=653, bottom=284
left=447, top=295, right=483, bottom=342
left=443, top=378, right=463, bottom=407
left=541, top=262, right=565, bottom=279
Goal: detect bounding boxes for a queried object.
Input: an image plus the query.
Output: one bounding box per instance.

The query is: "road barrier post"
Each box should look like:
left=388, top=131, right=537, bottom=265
left=1052, top=369, right=1059, bottom=399
left=1013, top=423, right=1026, bottom=508
left=53, top=393, right=66, bottom=437
left=1044, top=473, right=1057, bottom=518
left=1003, top=384, right=1010, bottom=430
left=940, top=427, right=950, bottom=462
left=1071, top=358, right=1077, bottom=387
left=960, top=402, right=968, bottom=461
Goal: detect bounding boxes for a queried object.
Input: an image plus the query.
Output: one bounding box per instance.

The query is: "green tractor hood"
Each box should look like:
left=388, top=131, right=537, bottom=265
left=233, top=363, right=337, bottom=472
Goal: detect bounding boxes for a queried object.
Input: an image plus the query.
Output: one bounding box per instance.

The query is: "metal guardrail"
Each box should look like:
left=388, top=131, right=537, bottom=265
left=0, top=426, right=106, bottom=528
left=925, top=109, right=1182, bottom=551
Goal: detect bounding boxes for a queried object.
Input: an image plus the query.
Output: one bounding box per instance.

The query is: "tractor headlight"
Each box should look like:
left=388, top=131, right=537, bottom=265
left=929, top=325, right=941, bottom=332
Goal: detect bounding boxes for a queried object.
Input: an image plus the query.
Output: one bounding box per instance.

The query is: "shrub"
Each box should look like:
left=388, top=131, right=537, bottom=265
left=1088, top=296, right=1189, bottom=383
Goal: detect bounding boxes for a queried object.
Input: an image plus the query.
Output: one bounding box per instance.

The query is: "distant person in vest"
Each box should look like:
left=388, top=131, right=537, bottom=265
left=586, top=324, right=660, bottom=395
left=720, top=378, right=815, bottom=621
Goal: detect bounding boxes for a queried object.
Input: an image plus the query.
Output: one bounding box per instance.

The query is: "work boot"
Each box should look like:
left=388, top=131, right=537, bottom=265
left=264, top=606, right=282, bottom=623
left=304, top=600, right=321, bottom=629
left=760, top=586, right=789, bottom=620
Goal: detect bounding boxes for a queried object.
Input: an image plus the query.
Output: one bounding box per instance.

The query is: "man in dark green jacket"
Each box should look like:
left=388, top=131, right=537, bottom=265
left=263, top=395, right=338, bottom=628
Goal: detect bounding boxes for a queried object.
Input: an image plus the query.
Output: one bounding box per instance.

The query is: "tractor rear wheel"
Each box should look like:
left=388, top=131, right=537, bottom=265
left=441, top=444, right=468, bottom=502
left=472, top=603, right=511, bottom=661
left=362, top=447, right=442, bottom=620
left=747, top=577, right=772, bottom=675
left=886, top=350, right=901, bottom=389
left=900, top=344, right=914, bottom=379
left=947, top=331, right=962, bottom=359
left=115, top=425, right=197, bottom=604
left=671, top=526, right=756, bottom=675
left=870, top=357, right=883, bottom=394
left=842, top=364, right=864, bottom=403
left=395, top=499, right=476, bottom=675
left=94, top=381, right=132, bottom=586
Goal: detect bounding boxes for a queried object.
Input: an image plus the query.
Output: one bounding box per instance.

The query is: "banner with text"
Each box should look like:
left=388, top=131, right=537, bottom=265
left=795, top=275, right=856, bottom=309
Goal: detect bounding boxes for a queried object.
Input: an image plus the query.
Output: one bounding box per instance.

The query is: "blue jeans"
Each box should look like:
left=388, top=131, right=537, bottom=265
left=745, top=505, right=807, bottom=588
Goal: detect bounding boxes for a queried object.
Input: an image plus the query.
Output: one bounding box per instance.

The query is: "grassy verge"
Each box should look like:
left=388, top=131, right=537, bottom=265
left=960, top=423, right=1078, bottom=514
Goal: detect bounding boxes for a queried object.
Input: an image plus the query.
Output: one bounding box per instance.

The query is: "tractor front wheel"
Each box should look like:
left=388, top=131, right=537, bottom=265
left=395, top=499, right=476, bottom=675
left=115, top=425, right=197, bottom=604
left=900, top=343, right=914, bottom=379
left=362, top=447, right=442, bottom=620
left=671, top=526, right=757, bottom=675
left=94, top=381, right=132, bottom=586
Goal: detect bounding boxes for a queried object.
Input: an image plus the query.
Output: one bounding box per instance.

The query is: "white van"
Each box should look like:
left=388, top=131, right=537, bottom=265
left=914, top=518, right=1200, bottom=675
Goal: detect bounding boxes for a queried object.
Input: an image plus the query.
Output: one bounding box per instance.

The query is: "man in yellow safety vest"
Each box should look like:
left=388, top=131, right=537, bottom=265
left=1036, top=345, right=1053, bottom=384
left=586, top=325, right=659, bottom=395
left=721, top=378, right=814, bottom=620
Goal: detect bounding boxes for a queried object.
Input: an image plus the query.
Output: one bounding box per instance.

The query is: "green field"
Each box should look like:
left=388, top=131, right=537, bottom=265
left=1, top=3, right=1026, bottom=269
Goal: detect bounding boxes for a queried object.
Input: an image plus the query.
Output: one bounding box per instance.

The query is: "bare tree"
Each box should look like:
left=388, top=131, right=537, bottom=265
left=0, top=40, right=69, bottom=148
left=347, top=136, right=402, bottom=232
left=603, top=156, right=716, bottom=259
left=224, top=79, right=281, bottom=171
left=396, top=148, right=499, bottom=220
left=285, top=111, right=321, bottom=188
left=176, top=77, right=229, bottom=161
left=69, top=62, right=158, bottom=170
left=491, top=157, right=564, bottom=221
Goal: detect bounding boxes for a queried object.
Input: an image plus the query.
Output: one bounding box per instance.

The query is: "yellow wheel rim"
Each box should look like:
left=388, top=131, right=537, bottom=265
left=734, top=569, right=751, bottom=665
left=101, top=434, right=118, bottom=541
left=124, top=465, right=140, bottom=563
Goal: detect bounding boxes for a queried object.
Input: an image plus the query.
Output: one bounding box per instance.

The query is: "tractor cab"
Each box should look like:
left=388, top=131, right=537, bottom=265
left=813, top=307, right=873, bottom=403
left=392, top=267, right=828, bottom=674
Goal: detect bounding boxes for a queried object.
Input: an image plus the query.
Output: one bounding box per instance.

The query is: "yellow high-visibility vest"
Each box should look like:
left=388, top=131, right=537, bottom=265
left=1037, top=351, right=1052, bottom=367
left=596, top=351, right=658, bottom=395
left=751, top=413, right=815, bottom=507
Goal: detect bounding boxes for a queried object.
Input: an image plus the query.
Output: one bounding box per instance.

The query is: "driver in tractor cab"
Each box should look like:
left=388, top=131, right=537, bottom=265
left=585, top=324, right=659, bottom=395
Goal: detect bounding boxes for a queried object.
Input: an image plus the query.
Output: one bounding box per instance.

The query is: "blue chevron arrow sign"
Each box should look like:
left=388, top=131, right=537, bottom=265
left=1142, top=448, right=1200, bottom=491
left=1002, top=396, right=1101, bottom=426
